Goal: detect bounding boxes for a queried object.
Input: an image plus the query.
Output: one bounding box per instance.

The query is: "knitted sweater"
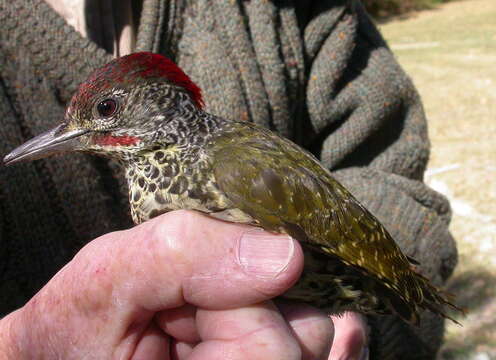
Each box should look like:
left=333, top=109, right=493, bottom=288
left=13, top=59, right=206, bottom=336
left=0, top=1, right=457, bottom=358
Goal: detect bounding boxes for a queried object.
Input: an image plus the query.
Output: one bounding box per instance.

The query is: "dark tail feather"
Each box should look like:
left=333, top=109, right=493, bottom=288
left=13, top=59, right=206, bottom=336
left=416, top=273, right=466, bottom=326
left=374, top=280, right=420, bottom=325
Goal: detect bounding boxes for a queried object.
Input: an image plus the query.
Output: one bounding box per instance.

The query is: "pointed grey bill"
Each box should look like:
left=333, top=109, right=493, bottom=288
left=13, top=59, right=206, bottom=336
left=3, top=124, right=89, bottom=166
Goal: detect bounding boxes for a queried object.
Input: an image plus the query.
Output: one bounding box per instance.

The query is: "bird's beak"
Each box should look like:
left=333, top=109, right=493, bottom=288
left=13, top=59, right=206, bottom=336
left=3, top=124, right=89, bottom=166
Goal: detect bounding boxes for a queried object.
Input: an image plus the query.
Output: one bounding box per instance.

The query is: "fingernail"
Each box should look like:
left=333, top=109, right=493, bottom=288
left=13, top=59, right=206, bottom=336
left=238, top=229, right=294, bottom=278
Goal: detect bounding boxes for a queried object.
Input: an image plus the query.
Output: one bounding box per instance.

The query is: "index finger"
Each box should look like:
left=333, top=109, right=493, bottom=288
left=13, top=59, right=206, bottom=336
left=73, top=210, right=304, bottom=311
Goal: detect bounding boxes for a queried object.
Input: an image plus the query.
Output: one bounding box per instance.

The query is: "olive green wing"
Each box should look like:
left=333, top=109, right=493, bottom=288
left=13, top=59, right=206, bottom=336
left=211, top=123, right=458, bottom=322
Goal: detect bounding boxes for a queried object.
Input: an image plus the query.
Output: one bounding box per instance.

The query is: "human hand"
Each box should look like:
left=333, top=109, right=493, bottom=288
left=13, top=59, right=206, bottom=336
left=0, top=210, right=367, bottom=359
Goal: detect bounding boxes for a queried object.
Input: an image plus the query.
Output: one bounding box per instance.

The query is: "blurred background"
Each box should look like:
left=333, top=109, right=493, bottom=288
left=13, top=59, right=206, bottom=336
left=363, top=0, right=495, bottom=359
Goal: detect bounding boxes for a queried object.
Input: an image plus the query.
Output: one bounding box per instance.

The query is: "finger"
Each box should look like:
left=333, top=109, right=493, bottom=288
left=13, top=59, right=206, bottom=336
left=131, top=323, right=170, bottom=360
left=329, top=312, right=368, bottom=360
left=277, top=301, right=334, bottom=360
left=171, top=341, right=195, bottom=360
left=155, top=304, right=199, bottom=343
left=50, top=209, right=302, bottom=317
left=188, top=302, right=302, bottom=360
left=92, top=209, right=303, bottom=311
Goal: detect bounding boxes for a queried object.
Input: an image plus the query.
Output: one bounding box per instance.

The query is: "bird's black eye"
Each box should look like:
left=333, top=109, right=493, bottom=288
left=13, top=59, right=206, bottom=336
left=97, top=99, right=117, bottom=117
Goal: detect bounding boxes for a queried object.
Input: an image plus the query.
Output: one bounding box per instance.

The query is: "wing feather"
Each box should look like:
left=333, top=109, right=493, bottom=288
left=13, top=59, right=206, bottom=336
left=211, top=124, right=419, bottom=302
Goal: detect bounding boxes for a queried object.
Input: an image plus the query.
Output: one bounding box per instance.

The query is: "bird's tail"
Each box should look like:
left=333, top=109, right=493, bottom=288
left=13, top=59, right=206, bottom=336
left=412, top=271, right=466, bottom=325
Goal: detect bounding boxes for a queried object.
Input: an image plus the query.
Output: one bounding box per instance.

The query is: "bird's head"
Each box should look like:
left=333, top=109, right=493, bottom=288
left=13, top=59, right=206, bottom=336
left=3, top=52, right=203, bottom=165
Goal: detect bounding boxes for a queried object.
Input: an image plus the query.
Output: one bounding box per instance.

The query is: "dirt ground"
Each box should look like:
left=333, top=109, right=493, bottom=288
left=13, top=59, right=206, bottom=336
left=379, top=1, right=496, bottom=358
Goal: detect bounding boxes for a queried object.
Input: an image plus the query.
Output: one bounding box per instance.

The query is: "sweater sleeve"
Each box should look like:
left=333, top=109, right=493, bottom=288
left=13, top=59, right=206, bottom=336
left=303, top=2, right=457, bottom=358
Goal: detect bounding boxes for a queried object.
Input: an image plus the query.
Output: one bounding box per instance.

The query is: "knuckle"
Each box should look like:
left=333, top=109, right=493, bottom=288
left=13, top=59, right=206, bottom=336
left=304, top=315, right=334, bottom=339
left=165, top=209, right=203, bottom=225
left=239, top=320, right=302, bottom=360
left=146, top=210, right=205, bottom=269
left=149, top=209, right=201, bottom=243
left=300, top=317, right=334, bottom=357
left=281, top=306, right=334, bottom=358
left=266, top=331, right=302, bottom=360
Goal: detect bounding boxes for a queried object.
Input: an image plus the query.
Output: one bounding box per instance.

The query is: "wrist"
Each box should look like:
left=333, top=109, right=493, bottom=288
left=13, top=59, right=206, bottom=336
left=0, top=310, right=24, bottom=360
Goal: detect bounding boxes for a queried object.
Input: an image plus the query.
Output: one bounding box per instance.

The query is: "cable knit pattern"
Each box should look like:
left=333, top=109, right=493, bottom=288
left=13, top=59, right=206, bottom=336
left=0, top=1, right=457, bottom=358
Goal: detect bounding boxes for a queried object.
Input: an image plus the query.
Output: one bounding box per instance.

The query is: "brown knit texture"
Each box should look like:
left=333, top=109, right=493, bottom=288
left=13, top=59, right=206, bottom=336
left=0, top=1, right=457, bottom=359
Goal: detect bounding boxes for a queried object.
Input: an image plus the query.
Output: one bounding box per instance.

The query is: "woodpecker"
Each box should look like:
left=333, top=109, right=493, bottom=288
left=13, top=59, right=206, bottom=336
left=4, top=52, right=462, bottom=324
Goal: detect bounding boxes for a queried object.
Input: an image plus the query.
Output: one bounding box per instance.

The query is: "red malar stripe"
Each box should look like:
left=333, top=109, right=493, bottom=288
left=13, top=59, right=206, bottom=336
left=96, top=135, right=140, bottom=146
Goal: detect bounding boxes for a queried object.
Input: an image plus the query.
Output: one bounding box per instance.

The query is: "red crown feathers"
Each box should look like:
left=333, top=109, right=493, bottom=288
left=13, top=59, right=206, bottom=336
left=78, top=52, right=204, bottom=109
